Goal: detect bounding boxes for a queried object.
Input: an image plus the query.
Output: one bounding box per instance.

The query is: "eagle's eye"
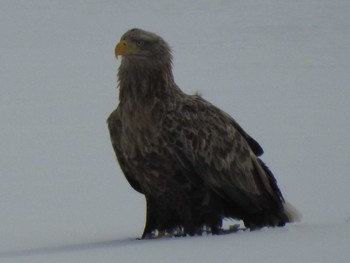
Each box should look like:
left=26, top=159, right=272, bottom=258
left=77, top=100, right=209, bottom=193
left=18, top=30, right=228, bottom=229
left=136, top=41, right=145, bottom=47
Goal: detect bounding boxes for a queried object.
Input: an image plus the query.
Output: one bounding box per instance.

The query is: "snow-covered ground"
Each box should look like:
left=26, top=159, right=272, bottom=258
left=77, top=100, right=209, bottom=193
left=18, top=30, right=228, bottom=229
left=1, top=0, right=349, bottom=262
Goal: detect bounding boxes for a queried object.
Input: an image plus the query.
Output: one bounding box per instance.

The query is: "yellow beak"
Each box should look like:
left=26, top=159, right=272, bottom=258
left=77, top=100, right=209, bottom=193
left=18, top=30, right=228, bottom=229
left=115, top=40, right=132, bottom=58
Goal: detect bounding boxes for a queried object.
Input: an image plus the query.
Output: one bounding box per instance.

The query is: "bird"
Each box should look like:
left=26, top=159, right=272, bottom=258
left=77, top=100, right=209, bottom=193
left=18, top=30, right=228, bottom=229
left=107, top=28, right=300, bottom=239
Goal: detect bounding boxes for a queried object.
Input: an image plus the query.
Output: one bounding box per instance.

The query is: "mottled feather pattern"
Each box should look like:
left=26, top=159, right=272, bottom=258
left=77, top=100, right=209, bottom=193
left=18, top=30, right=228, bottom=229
left=161, top=95, right=263, bottom=194
left=108, top=28, right=300, bottom=238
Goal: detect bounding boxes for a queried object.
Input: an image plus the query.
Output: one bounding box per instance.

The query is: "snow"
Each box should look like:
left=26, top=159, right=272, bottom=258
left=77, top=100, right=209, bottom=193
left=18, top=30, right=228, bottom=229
left=1, top=0, right=350, bottom=262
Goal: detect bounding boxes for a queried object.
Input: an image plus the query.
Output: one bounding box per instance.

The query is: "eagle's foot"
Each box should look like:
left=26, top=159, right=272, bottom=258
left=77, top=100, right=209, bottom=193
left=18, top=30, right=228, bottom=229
left=157, top=230, right=166, bottom=238
left=218, top=224, right=245, bottom=234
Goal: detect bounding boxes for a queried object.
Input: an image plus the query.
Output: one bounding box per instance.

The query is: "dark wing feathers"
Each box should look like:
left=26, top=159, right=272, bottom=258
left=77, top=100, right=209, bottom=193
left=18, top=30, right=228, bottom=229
left=223, top=113, right=264, bottom=157
left=107, top=108, right=143, bottom=194
left=162, top=95, right=280, bottom=213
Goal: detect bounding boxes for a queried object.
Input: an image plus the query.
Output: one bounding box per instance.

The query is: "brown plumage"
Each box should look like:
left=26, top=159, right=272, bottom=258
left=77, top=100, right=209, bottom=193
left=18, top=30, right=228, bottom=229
left=107, top=28, right=300, bottom=239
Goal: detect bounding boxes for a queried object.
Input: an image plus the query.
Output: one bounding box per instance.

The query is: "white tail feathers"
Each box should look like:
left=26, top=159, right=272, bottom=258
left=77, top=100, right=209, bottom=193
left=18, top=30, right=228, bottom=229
left=283, top=201, right=302, bottom=222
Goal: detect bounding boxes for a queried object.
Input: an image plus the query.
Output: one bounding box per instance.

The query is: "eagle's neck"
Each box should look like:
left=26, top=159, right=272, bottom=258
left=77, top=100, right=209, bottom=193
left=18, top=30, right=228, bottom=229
left=118, top=59, right=179, bottom=109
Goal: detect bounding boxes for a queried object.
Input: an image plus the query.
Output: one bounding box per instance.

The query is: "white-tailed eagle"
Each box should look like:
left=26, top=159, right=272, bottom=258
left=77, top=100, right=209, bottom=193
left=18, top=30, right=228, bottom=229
left=107, top=28, right=300, bottom=239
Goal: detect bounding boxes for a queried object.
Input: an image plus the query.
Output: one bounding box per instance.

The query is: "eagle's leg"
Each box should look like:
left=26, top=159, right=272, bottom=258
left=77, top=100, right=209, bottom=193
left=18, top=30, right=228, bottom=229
left=156, top=229, right=166, bottom=238
left=183, top=225, right=202, bottom=236
left=141, top=196, right=156, bottom=239
left=141, top=229, right=153, bottom=239
left=211, top=225, right=220, bottom=235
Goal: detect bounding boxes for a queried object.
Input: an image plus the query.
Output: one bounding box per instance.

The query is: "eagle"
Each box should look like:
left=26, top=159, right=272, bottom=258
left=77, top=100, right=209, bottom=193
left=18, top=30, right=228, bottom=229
left=107, top=28, right=300, bottom=239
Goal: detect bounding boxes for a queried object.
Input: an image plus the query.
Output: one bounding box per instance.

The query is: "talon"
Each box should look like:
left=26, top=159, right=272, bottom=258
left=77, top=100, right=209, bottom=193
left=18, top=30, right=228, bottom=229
left=157, top=230, right=165, bottom=238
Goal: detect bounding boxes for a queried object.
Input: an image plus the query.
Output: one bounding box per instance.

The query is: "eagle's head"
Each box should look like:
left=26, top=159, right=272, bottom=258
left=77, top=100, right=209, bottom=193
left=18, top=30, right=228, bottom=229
left=115, top=28, right=172, bottom=69
left=115, top=29, right=178, bottom=101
